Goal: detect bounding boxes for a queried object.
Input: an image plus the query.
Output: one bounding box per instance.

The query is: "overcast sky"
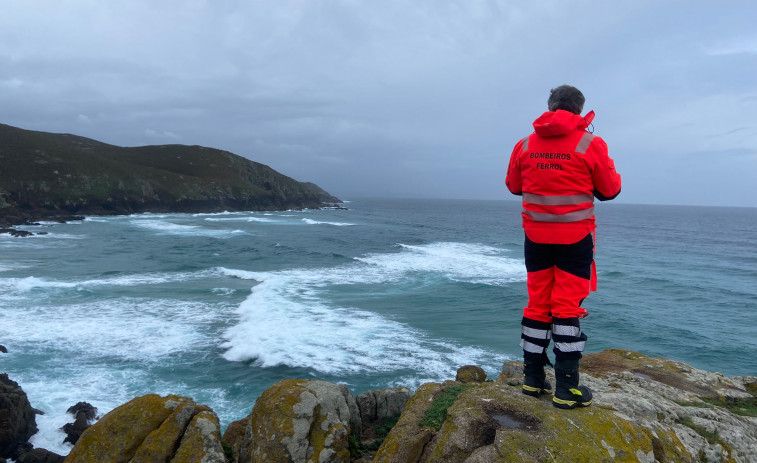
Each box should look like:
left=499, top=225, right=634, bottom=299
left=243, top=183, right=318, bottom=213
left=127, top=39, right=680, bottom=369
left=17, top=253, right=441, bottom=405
left=2, top=1, right=756, bottom=207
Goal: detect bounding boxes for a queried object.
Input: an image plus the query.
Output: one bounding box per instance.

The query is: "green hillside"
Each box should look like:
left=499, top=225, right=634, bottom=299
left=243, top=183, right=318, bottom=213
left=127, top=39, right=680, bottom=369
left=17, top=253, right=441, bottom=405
left=0, top=123, right=340, bottom=225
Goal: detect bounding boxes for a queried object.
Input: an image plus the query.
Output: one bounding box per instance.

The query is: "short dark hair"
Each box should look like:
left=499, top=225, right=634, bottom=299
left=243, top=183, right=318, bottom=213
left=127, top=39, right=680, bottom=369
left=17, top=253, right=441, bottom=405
left=548, top=85, right=585, bottom=114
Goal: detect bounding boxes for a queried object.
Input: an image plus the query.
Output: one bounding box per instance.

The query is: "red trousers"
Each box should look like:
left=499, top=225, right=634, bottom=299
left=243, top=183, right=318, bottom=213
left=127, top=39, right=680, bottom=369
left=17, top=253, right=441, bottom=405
left=523, top=234, right=594, bottom=322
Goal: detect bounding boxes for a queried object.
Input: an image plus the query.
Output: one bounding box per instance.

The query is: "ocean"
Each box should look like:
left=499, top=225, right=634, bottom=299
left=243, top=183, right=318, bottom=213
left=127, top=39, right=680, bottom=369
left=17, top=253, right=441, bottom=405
left=1, top=198, right=755, bottom=455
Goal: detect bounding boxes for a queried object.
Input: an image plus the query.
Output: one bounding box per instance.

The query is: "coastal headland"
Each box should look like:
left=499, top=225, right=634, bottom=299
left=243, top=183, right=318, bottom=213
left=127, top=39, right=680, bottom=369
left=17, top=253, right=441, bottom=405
left=2, top=349, right=756, bottom=462
left=0, top=123, right=340, bottom=230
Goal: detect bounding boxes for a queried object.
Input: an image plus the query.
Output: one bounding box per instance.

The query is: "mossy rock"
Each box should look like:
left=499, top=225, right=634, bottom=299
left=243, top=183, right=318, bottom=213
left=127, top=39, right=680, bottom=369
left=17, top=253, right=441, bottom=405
left=374, top=380, right=692, bottom=463
left=581, top=349, right=718, bottom=397
left=373, top=381, right=451, bottom=463
left=455, top=365, right=487, bottom=384
left=242, top=379, right=360, bottom=463
left=64, top=395, right=224, bottom=463
left=221, top=416, right=248, bottom=462
left=171, top=410, right=226, bottom=462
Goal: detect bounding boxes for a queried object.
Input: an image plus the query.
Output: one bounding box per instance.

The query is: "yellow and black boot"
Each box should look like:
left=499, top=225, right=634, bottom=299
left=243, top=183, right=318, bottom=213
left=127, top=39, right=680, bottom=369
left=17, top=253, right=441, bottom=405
left=552, top=359, right=593, bottom=409
left=522, top=353, right=552, bottom=398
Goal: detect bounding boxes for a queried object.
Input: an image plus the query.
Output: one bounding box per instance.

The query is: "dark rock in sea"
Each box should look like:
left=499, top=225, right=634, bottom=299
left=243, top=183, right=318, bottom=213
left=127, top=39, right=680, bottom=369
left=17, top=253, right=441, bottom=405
left=50, top=215, right=85, bottom=223
left=0, top=228, right=34, bottom=237
left=0, top=346, right=7, bottom=353
left=61, top=412, right=91, bottom=445
left=322, top=203, right=349, bottom=210
left=61, top=401, right=98, bottom=444
left=65, top=402, right=97, bottom=422
left=0, top=374, right=38, bottom=459
left=13, top=447, right=64, bottom=463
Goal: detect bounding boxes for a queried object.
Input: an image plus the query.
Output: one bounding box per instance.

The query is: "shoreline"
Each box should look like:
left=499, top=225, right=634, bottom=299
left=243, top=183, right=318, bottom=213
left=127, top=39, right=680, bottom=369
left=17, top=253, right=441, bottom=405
left=0, top=201, right=345, bottom=235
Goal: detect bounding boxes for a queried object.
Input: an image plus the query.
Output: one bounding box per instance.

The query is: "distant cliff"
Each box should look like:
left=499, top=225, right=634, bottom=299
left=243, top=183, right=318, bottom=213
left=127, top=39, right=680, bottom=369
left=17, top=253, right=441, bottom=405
left=0, top=123, right=340, bottom=226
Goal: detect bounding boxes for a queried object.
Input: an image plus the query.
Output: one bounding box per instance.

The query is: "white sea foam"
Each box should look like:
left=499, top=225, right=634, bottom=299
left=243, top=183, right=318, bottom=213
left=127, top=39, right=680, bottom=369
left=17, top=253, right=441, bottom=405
left=204, top=216, right=275, bottom=223
left=0, top=269, right=219, bottom=293
left=191, top=211, right=240, bottom=217
left=221, top=281, right=506, bottom=377
left=302, top=218, right=355, bottom=226
left=2, top=298, right=223, bottom=360
left=216, top=267, right=266, bottom=280
left=357, top=242, right=525, bottom=286
left=31, top=233, right=85, bottom=239
left=19, top=367, right=145, bottom=456
left=130, top=219, right=246, bottom=237
left=221, top=242, right=522, bottom=376
left=16, top=364, right=237, bottom=457
left=211, top=287, right=236, bottom=296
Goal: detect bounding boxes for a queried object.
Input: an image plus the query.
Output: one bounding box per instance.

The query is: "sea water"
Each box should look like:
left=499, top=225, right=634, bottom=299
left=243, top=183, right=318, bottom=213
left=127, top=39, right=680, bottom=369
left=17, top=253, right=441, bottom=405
left=1, top=198, right=755, bottom=455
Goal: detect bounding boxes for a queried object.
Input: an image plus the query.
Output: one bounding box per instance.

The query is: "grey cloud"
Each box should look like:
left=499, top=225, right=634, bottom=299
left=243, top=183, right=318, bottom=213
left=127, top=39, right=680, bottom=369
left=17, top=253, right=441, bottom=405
left=1, top=0, right=757, bottom=205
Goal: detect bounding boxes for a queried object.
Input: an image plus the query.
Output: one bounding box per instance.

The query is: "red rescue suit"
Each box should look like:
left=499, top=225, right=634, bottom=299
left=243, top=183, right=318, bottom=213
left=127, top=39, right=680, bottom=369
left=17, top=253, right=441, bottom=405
left=506, top=110, right=621, bottom=325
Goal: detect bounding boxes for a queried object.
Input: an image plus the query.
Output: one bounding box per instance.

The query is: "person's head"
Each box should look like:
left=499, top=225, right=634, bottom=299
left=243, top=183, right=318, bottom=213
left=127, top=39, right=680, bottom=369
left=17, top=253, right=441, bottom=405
left=547, top=85, right=585, bottom=115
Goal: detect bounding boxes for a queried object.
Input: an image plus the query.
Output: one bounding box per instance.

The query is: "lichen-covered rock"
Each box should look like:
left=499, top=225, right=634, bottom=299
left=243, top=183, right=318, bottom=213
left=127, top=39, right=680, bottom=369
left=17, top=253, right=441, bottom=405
left=0, top=374, right=37, bottom=459
left=355, top=387, right=412, bottom=428
left=222, top=416, right=248, bottom=463
left=171, top=410, right=226, bottom=463
left=240, top=379, right=361, bottom=463
left=63, top=394, right=224, bottom=463
left=376, top=350, right=757, bottom=463
left=579, top=349, right=757, bottom=463
left=378, top=380, right=688, bottom=462
left=455, top=365, right=487, bottom=383
left=372, top=382, right=448, bottom=463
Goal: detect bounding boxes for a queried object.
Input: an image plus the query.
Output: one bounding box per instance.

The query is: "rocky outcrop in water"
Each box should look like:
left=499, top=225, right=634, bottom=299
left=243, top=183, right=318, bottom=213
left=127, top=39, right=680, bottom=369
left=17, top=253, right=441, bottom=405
left=0, top=374, right=37, bottom=459
left=63, top=394, right=225, bottom=463
left=13, top=447, right=65, bottom=463
left=60, top=402, right=97, bottom=445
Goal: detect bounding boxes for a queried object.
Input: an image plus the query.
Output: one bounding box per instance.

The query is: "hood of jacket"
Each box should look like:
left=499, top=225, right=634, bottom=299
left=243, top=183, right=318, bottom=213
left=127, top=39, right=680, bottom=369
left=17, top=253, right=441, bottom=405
left=532, top=109, right=594, bottom=137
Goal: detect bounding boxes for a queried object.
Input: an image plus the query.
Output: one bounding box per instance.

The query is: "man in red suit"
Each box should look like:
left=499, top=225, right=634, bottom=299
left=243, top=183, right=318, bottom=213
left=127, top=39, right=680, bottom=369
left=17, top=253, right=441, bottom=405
left=506, top=85, right=621, bottom=409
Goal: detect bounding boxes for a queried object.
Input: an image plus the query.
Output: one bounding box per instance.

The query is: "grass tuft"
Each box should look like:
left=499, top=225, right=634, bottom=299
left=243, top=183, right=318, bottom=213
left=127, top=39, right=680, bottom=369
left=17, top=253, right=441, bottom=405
left=418, top=384, right=473, bottom=431
left=677, top=417, right=720, bottom=444
left=700, top=396, right=757, bottom=418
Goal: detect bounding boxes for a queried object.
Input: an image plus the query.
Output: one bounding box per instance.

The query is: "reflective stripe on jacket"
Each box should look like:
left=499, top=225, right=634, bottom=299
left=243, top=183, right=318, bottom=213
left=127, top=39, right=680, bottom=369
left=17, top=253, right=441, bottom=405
left=506, top=110, right=621, bottom=244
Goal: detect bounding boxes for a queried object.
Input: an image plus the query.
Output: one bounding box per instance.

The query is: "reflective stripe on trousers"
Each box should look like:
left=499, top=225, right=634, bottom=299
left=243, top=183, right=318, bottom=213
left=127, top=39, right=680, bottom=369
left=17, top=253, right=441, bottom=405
left=552, top=317, right=587, bottom=361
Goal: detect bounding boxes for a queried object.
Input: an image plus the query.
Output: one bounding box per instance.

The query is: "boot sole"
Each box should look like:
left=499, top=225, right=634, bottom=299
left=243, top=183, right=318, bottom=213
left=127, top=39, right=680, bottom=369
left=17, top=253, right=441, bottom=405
left=522, top=385, right=552, bottom=397
left=552, top=397, right=592, bottom=409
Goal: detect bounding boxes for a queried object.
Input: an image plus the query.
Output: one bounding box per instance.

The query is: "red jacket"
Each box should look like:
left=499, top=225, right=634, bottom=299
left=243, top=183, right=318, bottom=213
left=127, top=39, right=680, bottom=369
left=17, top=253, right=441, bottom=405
left=506, top=110, right=621, bottom=244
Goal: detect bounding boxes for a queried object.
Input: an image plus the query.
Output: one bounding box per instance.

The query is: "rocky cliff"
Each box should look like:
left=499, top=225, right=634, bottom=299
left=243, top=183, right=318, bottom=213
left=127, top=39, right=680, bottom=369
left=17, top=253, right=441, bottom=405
left=2, top=349, right=756, bottom=463
left=0, top=123, right=340, bottom=226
